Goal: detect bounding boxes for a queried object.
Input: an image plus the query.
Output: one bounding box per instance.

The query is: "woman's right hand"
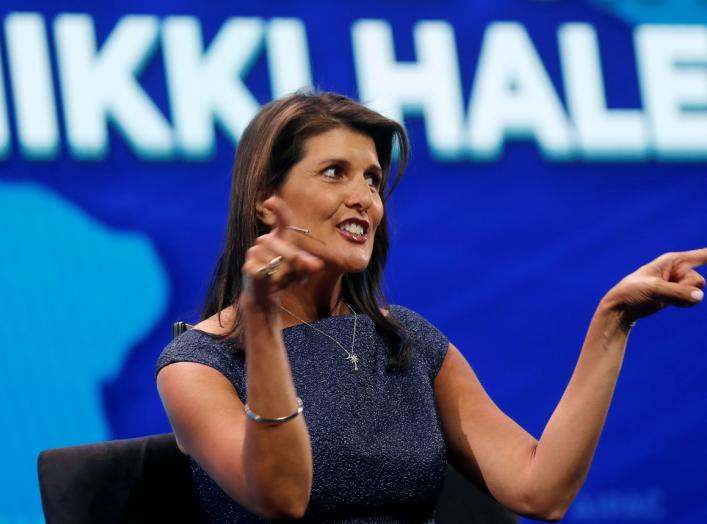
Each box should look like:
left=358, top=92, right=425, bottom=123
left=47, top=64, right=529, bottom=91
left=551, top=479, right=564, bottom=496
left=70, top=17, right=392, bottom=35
left=601, top=248, right=706, bottom=327
left=240, top=196, right=324, bottom=311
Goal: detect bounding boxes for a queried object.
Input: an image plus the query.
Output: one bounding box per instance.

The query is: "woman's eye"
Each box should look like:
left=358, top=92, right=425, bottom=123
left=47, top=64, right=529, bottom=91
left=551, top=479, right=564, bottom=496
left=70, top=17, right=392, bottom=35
left=365, top=173, right=381, bottom=187
left=322, top=166, right=340, bottom=178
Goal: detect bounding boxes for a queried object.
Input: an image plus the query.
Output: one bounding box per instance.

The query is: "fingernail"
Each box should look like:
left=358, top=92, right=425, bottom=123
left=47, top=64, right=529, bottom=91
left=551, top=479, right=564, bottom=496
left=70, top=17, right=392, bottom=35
left=691, top=289, right=704, bottom=302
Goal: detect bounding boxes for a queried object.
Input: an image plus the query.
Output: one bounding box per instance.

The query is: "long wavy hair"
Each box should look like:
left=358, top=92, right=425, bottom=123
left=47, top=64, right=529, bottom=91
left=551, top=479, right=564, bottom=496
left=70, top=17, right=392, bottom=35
left=201, top=91, right=411, bottom=369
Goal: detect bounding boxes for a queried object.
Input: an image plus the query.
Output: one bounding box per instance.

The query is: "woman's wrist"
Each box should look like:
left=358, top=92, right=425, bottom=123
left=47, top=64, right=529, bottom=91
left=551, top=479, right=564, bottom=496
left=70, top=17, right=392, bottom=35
left=240, top=288, right=278, bottom=313
left=240, top=292, right=282, bottom=329
left=597, top=291, right=635, bottom=333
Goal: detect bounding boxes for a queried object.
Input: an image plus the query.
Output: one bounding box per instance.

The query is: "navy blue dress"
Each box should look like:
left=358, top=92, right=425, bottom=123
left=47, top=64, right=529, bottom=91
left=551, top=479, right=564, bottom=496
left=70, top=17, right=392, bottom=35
left=156, top=305, right=450, bottom=523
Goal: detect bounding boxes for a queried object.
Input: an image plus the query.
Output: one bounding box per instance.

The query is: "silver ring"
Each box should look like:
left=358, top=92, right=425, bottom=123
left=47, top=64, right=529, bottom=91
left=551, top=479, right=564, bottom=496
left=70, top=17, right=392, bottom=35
left=257, top=255, right=283, bottom=278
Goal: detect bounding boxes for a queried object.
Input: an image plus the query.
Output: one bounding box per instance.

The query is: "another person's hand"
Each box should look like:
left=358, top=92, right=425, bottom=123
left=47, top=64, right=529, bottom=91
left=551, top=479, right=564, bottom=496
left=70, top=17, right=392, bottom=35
left=240, top=196, right=324, bottom=310
left=603, top=248, right=706, bottom=327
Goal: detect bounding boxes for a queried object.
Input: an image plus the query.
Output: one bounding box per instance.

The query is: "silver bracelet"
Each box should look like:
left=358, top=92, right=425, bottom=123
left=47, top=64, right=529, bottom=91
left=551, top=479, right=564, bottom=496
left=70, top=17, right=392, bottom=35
left=244, top=397, right=304, bottom=424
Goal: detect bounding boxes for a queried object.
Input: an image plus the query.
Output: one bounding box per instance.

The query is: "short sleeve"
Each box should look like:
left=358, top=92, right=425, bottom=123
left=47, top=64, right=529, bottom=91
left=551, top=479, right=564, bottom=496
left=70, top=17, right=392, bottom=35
left=389, top=305, right=449, bottom=378
left=155, top=330, right=246, bottom=399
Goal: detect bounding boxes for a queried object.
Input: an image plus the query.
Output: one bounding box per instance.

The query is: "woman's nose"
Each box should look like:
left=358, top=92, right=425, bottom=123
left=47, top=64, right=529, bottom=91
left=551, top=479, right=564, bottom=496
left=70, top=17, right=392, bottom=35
left=345, top=174, right=373, bottom=210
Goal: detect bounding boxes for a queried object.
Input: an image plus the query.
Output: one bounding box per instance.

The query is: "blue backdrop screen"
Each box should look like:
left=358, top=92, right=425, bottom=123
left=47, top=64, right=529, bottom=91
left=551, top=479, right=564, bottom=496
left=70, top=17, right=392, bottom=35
left=1, top=1, right=706, bottom=522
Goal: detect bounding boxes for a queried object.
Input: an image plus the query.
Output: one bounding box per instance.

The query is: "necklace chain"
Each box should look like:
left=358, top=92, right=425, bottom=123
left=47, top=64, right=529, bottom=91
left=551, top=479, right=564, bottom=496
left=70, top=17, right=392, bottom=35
left=278, top=301, right=360, bottom=371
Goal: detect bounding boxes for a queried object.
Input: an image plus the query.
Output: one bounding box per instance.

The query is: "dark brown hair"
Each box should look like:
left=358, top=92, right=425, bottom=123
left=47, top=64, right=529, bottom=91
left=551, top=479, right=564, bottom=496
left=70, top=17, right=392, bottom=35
left=202, top=90, right=411, bottom=369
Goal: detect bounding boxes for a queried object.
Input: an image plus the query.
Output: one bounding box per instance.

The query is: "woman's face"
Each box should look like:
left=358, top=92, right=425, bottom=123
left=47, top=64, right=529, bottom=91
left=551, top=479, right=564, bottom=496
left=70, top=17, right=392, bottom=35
left=271, top=126, right=384, bottom=274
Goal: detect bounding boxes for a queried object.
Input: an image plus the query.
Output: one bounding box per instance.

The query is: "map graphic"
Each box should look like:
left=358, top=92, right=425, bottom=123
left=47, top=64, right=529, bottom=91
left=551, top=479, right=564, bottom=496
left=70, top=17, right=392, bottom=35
left=0, top=181, right=168, bottom=523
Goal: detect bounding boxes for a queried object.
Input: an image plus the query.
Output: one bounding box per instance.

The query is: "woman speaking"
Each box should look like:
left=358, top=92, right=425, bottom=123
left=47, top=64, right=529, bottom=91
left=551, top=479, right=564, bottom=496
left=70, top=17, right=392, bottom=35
left=156, top=91, right=706, bottom=522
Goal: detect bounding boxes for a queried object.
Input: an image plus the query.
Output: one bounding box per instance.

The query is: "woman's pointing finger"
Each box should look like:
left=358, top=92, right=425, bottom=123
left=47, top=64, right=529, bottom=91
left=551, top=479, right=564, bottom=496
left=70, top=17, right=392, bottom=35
left=680, top=247, right=707, bottom=269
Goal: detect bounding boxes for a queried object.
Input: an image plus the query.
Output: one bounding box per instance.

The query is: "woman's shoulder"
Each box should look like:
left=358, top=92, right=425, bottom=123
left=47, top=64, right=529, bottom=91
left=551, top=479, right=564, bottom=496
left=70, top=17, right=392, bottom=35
left=156, top=324, right=243, bottom=380
left=387, top=304, right=439, bottom=329
left=388, top=304, right=450, bottom=376
left=190, top=306, right=237, bottom=336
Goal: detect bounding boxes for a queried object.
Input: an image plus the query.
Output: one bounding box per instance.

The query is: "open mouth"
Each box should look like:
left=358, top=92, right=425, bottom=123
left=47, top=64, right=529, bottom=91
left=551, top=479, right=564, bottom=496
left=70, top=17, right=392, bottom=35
left=336, top=218, right=369, bottom=242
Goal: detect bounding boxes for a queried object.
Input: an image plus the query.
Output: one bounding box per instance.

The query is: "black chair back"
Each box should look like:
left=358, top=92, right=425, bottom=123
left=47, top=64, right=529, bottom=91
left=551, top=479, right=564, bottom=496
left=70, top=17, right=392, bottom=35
left=38, top=433, right=202, bottom=524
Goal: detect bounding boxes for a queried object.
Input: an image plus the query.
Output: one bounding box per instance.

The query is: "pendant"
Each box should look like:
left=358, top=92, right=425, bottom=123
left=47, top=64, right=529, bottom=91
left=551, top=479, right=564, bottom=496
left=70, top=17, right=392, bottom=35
left=346, top=353, right=360, bottom=371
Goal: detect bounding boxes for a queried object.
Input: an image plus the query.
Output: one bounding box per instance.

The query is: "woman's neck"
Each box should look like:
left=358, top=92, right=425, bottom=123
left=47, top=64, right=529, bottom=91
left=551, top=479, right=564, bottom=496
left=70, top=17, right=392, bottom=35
left=279, top=270, right=347, bottom=325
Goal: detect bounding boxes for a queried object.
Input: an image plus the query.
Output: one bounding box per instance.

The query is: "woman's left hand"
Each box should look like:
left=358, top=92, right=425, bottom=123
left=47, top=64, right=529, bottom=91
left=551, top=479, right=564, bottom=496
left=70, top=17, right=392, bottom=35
left=602, top=248, right=707, bottom=327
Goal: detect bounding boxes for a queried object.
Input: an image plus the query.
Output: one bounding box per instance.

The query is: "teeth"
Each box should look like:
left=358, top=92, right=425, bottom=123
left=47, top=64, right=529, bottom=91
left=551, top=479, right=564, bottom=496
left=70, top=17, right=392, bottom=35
left=339, top=222, right=365, bottom=236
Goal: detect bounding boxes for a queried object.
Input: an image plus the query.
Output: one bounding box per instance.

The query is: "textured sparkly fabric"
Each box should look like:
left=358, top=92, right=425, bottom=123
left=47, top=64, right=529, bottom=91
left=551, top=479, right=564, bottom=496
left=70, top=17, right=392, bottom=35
left=156, top=305, right=449, bottom=523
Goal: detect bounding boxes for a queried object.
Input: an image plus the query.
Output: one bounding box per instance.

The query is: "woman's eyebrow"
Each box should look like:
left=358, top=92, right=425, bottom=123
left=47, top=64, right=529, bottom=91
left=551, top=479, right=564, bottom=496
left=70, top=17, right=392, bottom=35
left=317, top=158, right=382, bottom=174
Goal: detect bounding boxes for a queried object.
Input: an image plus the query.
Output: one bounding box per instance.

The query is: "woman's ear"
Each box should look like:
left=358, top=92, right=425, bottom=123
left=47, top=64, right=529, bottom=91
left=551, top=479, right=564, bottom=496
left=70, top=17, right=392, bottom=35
left=255, top=200, right=277, bottom=228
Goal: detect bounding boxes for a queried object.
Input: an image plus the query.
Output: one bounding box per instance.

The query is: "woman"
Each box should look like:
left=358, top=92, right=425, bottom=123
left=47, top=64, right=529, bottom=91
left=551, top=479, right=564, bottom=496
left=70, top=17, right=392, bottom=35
left=156, top=91, right=706, bottom=522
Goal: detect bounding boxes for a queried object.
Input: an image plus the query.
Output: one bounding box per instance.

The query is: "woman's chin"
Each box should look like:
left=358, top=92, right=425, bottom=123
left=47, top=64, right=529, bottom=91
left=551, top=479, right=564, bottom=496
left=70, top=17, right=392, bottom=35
left=315, top=249, right=373, bottom=275
left=330, top=257, right=371, bottom=275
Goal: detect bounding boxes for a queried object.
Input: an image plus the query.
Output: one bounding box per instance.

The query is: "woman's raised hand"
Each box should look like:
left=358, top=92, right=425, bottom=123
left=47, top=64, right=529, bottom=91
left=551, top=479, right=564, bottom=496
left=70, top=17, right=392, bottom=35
left=241, top=196, right=324, bottom=308
left=603, top=248, right=707, bottom=326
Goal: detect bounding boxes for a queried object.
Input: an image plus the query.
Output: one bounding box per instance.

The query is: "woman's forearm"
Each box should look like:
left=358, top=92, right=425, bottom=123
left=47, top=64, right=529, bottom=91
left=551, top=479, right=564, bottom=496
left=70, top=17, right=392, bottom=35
left=241, top=301, right=313, bottom=519
left=526, top=300, right=630, bottom=517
